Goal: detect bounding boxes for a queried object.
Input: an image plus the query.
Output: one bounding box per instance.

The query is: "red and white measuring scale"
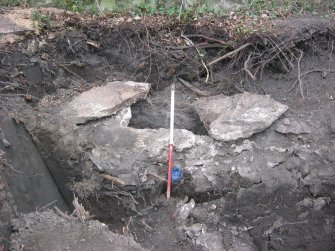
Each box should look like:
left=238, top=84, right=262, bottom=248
left=166, top=83, right=175, bottom=200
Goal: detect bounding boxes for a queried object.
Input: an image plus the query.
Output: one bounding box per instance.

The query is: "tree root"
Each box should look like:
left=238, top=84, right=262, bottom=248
left=296, top=49, right=304, bottom=98
left=177, top=77, right=211, bottom=97
left=288, top=69, right=335, bottom=94
left=244, top=53, right=256, bottom=80
left=102, top=174, right=126, bottom=186
left=54, top=206, right=71, bottom=220
left=207, top=43, right=251, bottom=66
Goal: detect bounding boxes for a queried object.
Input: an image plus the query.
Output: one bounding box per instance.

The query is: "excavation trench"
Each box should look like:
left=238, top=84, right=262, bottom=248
left=0, top=10, right=335, bottom=251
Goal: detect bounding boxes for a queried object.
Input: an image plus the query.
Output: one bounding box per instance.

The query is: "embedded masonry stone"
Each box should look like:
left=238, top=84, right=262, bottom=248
left=193, top=92, right=288, bottom=141
left=61, top=81, right=150, bottom=124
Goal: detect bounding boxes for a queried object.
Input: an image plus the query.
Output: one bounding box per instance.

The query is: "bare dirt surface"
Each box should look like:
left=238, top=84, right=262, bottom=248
left=0, top=6, right=335, bottom=251
left=10, top=210, right=145, bottom=251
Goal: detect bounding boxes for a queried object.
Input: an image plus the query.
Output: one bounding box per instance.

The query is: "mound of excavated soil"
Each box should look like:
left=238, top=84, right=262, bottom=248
left=10, top=210, right=144, bottom=251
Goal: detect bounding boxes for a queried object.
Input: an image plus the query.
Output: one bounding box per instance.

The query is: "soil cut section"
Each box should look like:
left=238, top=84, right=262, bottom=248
left=0, top=7, right=335, bottom=251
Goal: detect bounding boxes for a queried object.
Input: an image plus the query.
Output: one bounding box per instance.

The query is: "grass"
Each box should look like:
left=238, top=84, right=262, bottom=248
left=0, top=0, right=334, bottom=19
left=31, top=10, right=54, bottom=34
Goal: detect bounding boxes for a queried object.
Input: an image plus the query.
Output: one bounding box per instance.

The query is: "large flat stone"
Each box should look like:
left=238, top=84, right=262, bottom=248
left=193, top=93, right=288, bottom=141
left=89, top=127, right=207, bottom=186
left=61, top=81, right=150, bottom=124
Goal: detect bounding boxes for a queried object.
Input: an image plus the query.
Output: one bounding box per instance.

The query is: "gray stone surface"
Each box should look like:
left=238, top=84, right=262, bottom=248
left=275, top=118, right=311, bottom=134
left=61, top=81, right=150, bottom=124
left=193, top=93, right=288, bottom=141
left=195, top=232, right=225, bottom=251
left=89, top=127, right=217, bottom=188
left=0, top=118, right=69, bottom=213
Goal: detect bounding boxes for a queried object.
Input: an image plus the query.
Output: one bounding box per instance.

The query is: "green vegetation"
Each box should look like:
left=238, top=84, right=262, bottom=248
left=31, top=10, right=53, bottom=34
left=132, top=0, right=208, bottom=18
left=0, top=0, right=36, bottom=6
left=62, top=0, right=98, bottom=14
left=0, top=0, right=334, bottom=18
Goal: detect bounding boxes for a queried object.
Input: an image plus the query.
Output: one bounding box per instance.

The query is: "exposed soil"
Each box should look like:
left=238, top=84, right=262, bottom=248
left=0, top=6, right=335, bottom=251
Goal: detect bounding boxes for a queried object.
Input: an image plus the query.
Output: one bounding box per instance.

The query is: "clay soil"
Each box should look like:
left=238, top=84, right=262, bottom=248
left=0, top=6, right=335, bottom=251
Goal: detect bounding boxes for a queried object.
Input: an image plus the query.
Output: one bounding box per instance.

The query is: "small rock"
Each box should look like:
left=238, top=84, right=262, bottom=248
left=41, top=53, right=49, bottom=60
left=232, top=139, right=254, bottom=154
left=133, top=16, right=142, bottom=21
left=275, top=119, right=311, bottom=135
left=260, top=13, right=269, bottom=19
left=298, top=198, right=313, bottom=209
left=210, top=204, right=217, bottom=210
left=283, top=118, right=291, bottom=126
left=313, top=197, right=328, bottom=211
left=176, top=199, right=195, bottom=224
left=185, top=223, right=206, bottom=238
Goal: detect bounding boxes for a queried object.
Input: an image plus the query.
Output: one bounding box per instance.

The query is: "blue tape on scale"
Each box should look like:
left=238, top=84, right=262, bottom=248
left=171, top=166, right=183, bottom=183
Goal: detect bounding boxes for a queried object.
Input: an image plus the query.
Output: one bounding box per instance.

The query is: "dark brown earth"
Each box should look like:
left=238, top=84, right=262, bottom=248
left=0, top=6, right=335, bottom=251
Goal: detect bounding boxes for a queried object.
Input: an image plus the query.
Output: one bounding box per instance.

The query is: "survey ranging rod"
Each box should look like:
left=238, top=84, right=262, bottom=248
left=167, top=83, right=175, bottom=200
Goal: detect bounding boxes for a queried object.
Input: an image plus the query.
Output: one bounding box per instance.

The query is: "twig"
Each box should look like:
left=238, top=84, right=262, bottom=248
left=288, top=69, right=335, bottom=93
left=86, top=40, right=100, bottom=48
left=141, top=219, right=153, bottom=230
left=181, top=33, right=209, bottom=83
left=147, top=172, right=167, bottom=182
left=181, top=33, right=210, bottom=83
left=185, top=34, right=227, bottom=45
left=178, top=77, right=211, bottom=97
left=0, top=160, right=23, bottom=174
left=102, top=174, right=126, bottom=186
left=329, top=40, right=334, bottom=72
left=263, top=34, right=295, bottom=69
left=54, top=206, right=71, bottom=220
left=0, top=84, right=24, bottom=92
left=244, top=53, right=256, bottom=80
left=0, top=94, right=39, bottom=100
left=150, top=41, right=224, bottom=50
left=38, top=200, right=57, bottom=211
left=72, top=195, right=91, bottom=223
left=123, top=216, right=132, bottom=235
left=66, top=37, right=76, bottom=54
left=0, top=81, right=21, bottom=86
left=207, top=43, right=251, bottom=66
left=297, top=49, right=304, bottom=98
left=58, top=64, right=85, bottom=81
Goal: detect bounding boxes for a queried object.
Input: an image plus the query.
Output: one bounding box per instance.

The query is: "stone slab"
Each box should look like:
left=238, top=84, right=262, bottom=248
left=193, top=93, right=288, bottom=141
left=61, top=81, right=150, bottom=124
